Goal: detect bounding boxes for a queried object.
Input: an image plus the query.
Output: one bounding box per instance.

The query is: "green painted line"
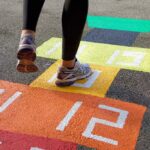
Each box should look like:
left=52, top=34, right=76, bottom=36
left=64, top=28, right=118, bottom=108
left=87, top=16, right=150, bottom=32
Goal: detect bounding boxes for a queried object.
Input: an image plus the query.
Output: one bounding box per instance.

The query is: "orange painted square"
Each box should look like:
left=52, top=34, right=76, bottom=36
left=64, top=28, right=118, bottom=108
left=0, top=80, right=146, bottom=150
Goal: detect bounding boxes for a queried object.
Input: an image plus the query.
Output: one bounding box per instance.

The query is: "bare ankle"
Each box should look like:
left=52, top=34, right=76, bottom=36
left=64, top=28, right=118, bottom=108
left=21, top=30, right=35, bottom=38
left=62, top=59, right=76, bottom=68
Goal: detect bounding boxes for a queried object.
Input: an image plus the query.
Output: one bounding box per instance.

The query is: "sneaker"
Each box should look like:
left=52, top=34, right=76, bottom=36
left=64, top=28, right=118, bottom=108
left=55, top=60, right=93, bottom=86
left=16, top=34, right=38, bottom=73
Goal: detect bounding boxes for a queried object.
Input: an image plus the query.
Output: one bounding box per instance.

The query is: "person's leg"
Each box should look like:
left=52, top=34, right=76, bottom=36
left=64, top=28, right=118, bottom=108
left=56, top=0, right=92, bottom=86
left=17, top=0, right=45, bottom=73
left=62, top=0, right=89, bottom=68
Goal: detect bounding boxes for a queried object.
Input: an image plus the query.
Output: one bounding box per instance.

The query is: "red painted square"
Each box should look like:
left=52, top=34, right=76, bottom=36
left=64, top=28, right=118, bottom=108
left=0, top=130, right=77, bottom=150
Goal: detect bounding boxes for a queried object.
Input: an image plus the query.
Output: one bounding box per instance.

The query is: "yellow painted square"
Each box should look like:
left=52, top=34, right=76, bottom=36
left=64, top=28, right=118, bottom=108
left=37, top=37, right=150, bottom=72
left=30, top=60, right=120, bottom=97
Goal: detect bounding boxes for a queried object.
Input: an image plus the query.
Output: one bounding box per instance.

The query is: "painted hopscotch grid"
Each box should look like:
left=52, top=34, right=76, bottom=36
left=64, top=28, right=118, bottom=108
left=83, top=28, right=139, bottom=46
left=37, top=38, right=150, bottom=73
left=0, top=130, right=77, bottom=150
left=87, top=16, right=150, bottom=32
left=0, top=80, right=146, bottom=150
left=30, top=60, right=120, bottom=97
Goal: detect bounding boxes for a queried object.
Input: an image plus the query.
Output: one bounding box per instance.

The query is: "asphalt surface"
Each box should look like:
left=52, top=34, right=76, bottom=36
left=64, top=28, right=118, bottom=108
left=0, top=0, right=150, bottom=149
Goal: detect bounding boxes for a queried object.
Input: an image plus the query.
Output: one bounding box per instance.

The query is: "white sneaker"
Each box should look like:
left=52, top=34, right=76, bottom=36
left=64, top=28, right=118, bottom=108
left=55, top=60, right=92, bottom=86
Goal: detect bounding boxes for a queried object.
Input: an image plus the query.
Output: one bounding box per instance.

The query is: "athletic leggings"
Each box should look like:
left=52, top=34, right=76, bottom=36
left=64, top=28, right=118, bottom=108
left=23, top=0, right=88, bottom=60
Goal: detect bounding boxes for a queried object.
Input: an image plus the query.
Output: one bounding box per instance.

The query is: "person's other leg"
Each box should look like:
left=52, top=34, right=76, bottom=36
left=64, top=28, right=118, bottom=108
left=17, top=0, right=45, bottom=73
left=56, top=0, right=92, bottom=86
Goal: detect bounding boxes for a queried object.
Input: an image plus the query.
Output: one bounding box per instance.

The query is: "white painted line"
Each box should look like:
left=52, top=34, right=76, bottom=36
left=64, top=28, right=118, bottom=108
left=48, top=73, right=57, bottom=83
left=47, top=42, right=61, bottom=55
left=77, top=44, right=87, bottom=55
left=116, top=51, right=146, bottom=67
left=83, top=105, right=128, bottom=146
left=0, top=91, right=22, bottom=113
left=56, top=101, right=82, bottom=131
left=30, top=147, right=44, bottom=150
left=107, top=50, right=120, bottom=65
left=0, top=89, right=5, bottom=95
left=73, top=70, right=101, bottom=88
left=98, top=105, right=129, bottom=128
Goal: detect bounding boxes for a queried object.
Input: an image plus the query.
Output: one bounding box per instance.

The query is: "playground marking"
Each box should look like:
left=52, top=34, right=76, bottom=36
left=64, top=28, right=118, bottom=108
left=83, top=28, right=139, bottom=46
left=0, top=130, right=77, bottom=150
left=0, top=80, right=146, bottom=150
left=37, top=38, right=150, bottom=72
left=30, top=60, right=120, bottom=97
left=30, top=148, right=44, bottom=150
left=87, top=16, right=150, bottom=32
left=0, top=85, right=23, bottom=113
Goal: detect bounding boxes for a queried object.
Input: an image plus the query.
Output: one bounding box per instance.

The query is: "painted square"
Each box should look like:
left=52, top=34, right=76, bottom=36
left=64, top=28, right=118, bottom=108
left=83, top=28, right=139, bottom=46
left=30, top=60, right=120, bottom=97
left=0, top=80, right=146, bottom=150
left=37, top=38, right=150, bottom=72
left=0, top=130, right=77, bottom=150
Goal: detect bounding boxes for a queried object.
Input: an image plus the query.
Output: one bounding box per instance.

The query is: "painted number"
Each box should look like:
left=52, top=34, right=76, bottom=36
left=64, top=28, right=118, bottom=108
left=0, top=89, right=22, bottom=112
left=107, top=50, right=145, bottom=67
left=47, top=42, right=61, bottom=55
left=82, top=105, right=128, bottom=145
left=56, top=101, right=129, bottom=146
left=77, top=44, right=87, bottom=55
left=30, top=147, right=45, bottom=150
left=48, top=70, right=101, bottom=88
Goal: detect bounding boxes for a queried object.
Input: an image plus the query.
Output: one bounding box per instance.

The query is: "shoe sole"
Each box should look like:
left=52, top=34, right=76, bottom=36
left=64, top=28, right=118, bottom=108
left=16, top=49, right=38, bottom=73
left=55, top=71, right=93, bottom=87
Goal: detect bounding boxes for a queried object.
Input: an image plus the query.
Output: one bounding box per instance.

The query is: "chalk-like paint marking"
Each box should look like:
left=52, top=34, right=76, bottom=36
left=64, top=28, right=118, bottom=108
left=73, top=70, right=101, bottom=88
left=0, top=92, right=22, bottom=112
left=56, top=101, right=82, bottom=131
left=47, top=73, right=57, bottom=83
left=30, top=147, right=44, bottom=150
left=0, top=89, right=5, bottom=95
left=82, top=105, right=128, bottom=145
left=47, top=42, right=61, bottom=55
left=116, top=51, right=146, bottom=67
left=77, top=45, right=87, bottom=55
left=107, top=50, right=120, bottom=65
left=98, top=105, right=129, bottom=128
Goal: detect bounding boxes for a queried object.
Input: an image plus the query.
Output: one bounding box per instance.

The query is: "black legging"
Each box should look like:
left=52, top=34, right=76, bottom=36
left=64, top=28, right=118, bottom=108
left=23, top=0, right=88, bottom=60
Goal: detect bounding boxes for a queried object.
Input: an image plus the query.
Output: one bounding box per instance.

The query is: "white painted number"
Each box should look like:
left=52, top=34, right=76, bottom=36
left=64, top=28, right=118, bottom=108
left=107, top=50, right=145, bottom=67
left=56, top=102, right=129, bottom=146
left=47, top=42, right=61, bottom=55
left=0, top=89, right=22, bottom=112
left=77, top=44, right=87, bottom=55
left=56, top=101, right=82, bottom=131
left=82, top=105, right=128, bottom=145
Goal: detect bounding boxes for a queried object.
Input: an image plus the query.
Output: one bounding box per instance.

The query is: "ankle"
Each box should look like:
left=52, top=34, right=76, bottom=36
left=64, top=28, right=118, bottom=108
left=21, top=30, right=35, bottom=38
left=62, top=58, right=76, bottom=68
